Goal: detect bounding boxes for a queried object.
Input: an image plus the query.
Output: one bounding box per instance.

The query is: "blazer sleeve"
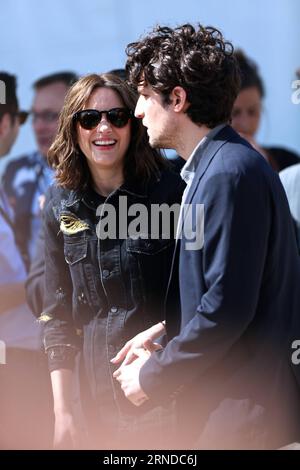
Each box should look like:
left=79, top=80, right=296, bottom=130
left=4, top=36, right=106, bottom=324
left=140, top=166, right=272, bottom=403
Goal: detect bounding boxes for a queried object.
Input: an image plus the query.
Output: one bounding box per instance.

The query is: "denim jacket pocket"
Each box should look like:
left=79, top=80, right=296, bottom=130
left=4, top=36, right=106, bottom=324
left=126, top=236, right=174, bottom=319
left=64, top=241, right=87, bottom=265
left=64, top=239, right=101, bottom=320
left=126, top=236, right=173, bottom=255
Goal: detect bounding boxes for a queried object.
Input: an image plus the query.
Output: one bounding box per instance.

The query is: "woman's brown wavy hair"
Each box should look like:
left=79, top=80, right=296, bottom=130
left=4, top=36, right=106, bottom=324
left=48, top=73, right=167, bottom=190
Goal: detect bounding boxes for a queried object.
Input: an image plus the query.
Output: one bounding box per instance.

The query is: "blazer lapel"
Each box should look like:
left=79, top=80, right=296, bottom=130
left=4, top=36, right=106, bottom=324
left=184, top=125, right=236, bottom=207
left=166, top=126, right=237, bottom=305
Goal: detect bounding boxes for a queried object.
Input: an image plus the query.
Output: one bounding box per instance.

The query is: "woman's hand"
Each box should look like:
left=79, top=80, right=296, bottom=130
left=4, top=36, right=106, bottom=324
left=50, top=368, right=80, bottom=449
left=110, top=322, right=165, bottom=366
left=53, top=409, right=80, bottom=449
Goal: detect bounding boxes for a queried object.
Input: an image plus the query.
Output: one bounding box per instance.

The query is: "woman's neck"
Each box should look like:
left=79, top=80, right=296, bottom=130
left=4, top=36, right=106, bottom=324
left=92, top=170, right=124, bottom=197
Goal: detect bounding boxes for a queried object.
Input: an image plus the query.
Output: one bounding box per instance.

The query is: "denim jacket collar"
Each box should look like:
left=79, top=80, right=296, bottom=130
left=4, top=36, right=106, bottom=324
left=65, top=173, right=162, bottom=209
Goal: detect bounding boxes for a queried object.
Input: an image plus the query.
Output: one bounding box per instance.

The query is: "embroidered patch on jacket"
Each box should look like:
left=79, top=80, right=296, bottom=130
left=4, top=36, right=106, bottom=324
left=60, top=213, right=90, bottom=235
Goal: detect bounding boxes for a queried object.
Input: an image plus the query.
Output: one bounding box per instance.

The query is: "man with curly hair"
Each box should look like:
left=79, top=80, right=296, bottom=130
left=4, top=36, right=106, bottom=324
left=113, top=24, right=300, bottom=449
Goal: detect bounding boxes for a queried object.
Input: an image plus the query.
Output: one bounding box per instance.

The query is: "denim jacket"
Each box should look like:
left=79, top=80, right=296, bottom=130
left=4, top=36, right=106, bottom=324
left=42, top=170, right=184, bottom=384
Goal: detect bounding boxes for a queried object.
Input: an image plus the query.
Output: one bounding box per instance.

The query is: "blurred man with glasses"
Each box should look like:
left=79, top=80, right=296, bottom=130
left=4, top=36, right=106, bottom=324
left=0, top=72, right=53, bottom=449
left=3, top=71, right=78, bottom=268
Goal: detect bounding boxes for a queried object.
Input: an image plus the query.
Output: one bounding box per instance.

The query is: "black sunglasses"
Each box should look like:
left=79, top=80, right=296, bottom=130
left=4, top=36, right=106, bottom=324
left=73, top=107, right=132, bottom=129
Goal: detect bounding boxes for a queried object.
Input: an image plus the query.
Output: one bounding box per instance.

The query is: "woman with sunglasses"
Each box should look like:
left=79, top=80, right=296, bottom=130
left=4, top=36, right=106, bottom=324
left=42, top=73, right=183, bottom=449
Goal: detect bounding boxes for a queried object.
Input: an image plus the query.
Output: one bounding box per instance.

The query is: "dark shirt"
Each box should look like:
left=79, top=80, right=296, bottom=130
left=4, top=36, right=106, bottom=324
left=263, top=146, right=300, bottom=172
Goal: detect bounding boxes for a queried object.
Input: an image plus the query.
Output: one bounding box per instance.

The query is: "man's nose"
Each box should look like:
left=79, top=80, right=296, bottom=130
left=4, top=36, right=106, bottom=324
left=134, top=97, right=144, bottom=119
left=33, top=119, right=48, bottom=132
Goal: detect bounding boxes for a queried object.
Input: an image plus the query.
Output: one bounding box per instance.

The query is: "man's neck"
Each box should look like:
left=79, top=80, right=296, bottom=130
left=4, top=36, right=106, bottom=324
left=175, top=121, right=212, bottom=160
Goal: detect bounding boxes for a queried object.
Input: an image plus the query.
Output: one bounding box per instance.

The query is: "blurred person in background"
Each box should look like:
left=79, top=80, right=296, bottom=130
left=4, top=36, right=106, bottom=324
left=2, top=71, right=78, bottom=268
left=0, top=71, right=53, bottom=450
left=280, top=162, right=300, bottom=253
left=232, top=49, right=299, bottom=172
left=279, top=69, right=300, bottom=253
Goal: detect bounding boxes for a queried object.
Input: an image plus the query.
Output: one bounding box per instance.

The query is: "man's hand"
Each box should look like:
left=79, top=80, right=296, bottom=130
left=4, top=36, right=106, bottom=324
left=110, top=322, right=165, bottom=366
left=113, top=340, right=161, bottom=406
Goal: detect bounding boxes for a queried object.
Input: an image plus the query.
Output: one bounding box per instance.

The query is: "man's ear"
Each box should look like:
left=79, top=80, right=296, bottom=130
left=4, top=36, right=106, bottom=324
left=170, top=86, right=189, bottom=112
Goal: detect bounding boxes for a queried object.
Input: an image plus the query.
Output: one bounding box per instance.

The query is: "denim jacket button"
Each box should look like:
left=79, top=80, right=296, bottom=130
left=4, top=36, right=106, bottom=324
left=110, top=306, right=118, bottom=313
left=102, top=269, right=110, bottom=279
left=78, top=292, right=88, bottom=304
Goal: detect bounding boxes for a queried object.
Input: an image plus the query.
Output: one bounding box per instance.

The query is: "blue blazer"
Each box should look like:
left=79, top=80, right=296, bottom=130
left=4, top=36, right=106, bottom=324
left=140, top=125, right=300, bottom=449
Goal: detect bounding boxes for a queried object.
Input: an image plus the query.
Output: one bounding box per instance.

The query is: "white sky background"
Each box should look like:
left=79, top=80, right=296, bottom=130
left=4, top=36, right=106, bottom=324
left=0, top=0, right=299, bottom=163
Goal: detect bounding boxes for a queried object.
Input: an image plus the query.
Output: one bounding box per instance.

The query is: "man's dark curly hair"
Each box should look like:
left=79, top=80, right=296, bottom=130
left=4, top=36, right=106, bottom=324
left=126, top=24, right=241, bottom=128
